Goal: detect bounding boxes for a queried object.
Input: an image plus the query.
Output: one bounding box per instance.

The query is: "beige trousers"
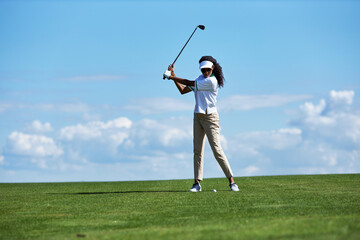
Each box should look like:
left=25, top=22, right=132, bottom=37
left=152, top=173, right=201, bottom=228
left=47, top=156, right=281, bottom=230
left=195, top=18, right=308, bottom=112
left=193, top=112, right=233, bottom=181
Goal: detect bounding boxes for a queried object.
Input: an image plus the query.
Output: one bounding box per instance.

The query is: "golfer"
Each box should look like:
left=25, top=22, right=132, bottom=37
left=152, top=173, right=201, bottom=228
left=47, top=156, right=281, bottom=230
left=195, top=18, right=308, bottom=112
left=164, top=56, right=239, bottom=192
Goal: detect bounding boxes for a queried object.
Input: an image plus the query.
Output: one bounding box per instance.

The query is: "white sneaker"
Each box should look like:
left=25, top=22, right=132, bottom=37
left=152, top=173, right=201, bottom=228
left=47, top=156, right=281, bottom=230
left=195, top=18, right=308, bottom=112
left=189, top=183, right=202, bottom=192
left=230, top=182, right=239, bottom=192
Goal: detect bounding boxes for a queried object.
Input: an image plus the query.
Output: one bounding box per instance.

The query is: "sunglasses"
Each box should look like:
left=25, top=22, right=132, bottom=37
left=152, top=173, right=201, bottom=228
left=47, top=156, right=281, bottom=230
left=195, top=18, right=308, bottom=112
left=201, top=68, right=212, bottom=73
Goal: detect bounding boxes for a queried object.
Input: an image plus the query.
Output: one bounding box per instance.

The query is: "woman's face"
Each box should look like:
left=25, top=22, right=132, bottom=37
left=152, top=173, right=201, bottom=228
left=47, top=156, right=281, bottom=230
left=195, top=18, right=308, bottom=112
left=201, top=65, right=214, bottom=78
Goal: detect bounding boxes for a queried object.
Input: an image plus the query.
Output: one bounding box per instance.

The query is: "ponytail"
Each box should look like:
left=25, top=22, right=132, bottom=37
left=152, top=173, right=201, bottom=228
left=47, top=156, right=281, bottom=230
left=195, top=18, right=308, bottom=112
left=199, top=56, right=225, bottom=88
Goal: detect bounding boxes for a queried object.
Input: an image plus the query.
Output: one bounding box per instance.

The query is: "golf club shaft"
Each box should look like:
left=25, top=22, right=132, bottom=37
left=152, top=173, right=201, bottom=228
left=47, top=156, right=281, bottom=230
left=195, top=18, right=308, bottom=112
left=172, top=26, right=199, bottom=65
left=163, top=25, right=204, bottom=80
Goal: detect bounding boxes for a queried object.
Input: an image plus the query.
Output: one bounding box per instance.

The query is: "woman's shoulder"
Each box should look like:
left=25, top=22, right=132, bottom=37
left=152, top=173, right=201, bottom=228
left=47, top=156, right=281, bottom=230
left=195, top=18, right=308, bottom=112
left=196, top=75, right=217, bottom=81
left=209, top=75, right=217, bottom=81
left=195, top=75, right=204, bottom=81
left=207, top=75, right=218, bottom=85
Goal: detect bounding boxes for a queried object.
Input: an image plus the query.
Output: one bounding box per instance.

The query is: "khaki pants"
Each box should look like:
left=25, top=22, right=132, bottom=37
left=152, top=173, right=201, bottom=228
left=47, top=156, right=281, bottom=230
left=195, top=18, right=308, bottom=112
left=193, top=112, right=233, bottom=181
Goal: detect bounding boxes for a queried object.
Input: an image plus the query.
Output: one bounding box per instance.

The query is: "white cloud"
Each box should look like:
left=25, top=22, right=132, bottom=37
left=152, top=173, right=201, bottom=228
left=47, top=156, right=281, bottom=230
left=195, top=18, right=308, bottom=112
left=232, top=128, right=302, bottom=151
left=123, top=151, right=193, bottom=179
left=59, top=117, right=132, bottom=141
left=0, top=103, right=12, bottom=113
left=0, top=155, right=4, bottom=165
left=128, top=118, right=192, bottom=147
left=0, top=155, right=193, bottom=183
left=300, top=99, right=327, bottom=117
left=7, top=132, right=63, bottom=158
left=5, top=132, right=63, bottom=169
left=57, top=118, right=131, bottom=162
left=124, top=97, right=193, bottom=114
left=123, top=94, right=313, bottom=115
left=225, top=90, right=359, bottom=176
left=67, top=149, right=88, bottom=164
left=27, top=120, right=53, bottom=133
left=2, top=90, right=358, bottom=182
left=218, top=94, right=312, bottom=112
left=293, top=90, right=360, bottom=148
left=329, top=90, right=354, bottom=106
left=60, top=123, right=102, bottom=141
left=52, top=116, right=194, bottom=173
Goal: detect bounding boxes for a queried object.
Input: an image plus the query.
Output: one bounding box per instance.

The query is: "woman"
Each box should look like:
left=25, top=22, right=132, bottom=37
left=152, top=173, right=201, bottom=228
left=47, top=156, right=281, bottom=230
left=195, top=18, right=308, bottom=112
left=164, top=56, right=239, bottom=192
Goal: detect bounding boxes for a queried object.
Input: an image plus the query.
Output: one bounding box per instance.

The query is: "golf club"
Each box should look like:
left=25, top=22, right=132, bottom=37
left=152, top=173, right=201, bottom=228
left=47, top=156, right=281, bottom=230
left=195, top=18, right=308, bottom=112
left=163, top=25, right=205, bottom=79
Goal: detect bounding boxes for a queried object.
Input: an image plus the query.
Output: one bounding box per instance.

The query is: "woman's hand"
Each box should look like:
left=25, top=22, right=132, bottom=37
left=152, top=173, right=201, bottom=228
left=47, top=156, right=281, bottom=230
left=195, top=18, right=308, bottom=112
left=163, top=64, right=175, bottom=80
left=168, top=64, right=175, bottom=72
left=168, top=64, right=176, bottom=78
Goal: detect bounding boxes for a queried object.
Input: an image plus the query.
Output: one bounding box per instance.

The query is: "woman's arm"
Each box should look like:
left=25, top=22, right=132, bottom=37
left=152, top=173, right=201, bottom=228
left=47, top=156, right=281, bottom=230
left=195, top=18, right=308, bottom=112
left=170, top=76, right=195, bottom=87
left=168, top=64, right=195, bottom=95
left=173, top=80, right=192, bottom=95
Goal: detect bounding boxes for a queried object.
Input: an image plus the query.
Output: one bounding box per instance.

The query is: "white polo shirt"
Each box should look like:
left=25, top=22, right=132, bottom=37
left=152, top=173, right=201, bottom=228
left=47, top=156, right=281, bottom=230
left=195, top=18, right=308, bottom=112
left=189, top=74, right=219, bottom=114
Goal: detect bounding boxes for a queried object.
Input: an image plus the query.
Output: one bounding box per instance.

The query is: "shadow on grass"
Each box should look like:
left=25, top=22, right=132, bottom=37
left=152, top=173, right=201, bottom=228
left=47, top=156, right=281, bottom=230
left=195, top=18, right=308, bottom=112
left=48, top=190, right=187, bottom=195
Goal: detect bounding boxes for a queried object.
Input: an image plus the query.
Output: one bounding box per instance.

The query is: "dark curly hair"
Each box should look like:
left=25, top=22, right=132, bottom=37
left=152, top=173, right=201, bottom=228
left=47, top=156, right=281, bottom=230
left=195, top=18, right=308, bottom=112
left=199, top=56, right=225, bottom=88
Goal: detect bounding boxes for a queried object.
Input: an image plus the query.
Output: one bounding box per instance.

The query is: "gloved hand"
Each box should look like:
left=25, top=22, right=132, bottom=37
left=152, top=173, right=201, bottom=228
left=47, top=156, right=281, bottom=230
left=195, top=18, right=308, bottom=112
left=163, top=70, right=172, bottom=80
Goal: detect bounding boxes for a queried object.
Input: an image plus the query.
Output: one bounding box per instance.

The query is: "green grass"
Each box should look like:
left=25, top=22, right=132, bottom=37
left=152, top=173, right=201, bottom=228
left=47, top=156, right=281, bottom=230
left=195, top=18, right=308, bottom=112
left=0, top=174, right=359, bottom=239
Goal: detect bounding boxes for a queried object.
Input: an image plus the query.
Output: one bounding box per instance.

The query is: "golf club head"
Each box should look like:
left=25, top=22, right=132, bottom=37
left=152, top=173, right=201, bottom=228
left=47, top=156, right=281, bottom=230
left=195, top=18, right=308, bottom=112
left=198, top=25, right=205, bottom=30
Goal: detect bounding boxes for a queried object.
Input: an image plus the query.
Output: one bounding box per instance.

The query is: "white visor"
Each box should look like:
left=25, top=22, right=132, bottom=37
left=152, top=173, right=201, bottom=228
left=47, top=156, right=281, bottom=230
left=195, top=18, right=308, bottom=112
left=199, top=60, right=214, bottom=69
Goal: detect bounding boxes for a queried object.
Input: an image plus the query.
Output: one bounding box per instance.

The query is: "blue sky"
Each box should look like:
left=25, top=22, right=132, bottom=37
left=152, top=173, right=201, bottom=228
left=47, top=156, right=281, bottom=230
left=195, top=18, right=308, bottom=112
left=1, top=0, right=359, bottom=182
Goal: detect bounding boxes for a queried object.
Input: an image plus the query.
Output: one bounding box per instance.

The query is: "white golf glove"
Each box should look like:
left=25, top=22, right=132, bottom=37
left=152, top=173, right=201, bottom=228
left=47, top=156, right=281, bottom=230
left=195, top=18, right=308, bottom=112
left=163, top=70, right=172, bottom=80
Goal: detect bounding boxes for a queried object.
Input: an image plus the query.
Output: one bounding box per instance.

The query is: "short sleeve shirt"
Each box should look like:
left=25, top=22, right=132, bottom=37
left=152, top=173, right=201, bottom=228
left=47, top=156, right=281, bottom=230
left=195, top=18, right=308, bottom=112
left=189, top=74, right=219, bottom=114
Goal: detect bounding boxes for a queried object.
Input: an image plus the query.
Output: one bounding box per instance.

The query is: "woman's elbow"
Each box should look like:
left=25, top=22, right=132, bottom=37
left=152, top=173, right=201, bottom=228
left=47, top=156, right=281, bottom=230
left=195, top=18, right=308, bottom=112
left=180, top=89, right=191, bottom=95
